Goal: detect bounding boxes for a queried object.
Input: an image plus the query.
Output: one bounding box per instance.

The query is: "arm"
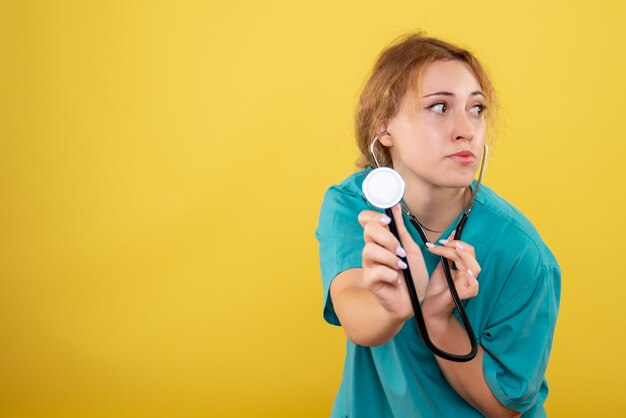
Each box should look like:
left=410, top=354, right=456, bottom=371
left=329, top=208, right=419, bottom=346
left=330, top=205, right=472, bottom=348
left=426, top=316, right=521, bottom=418
left=330, top=268, right=407, bottom=346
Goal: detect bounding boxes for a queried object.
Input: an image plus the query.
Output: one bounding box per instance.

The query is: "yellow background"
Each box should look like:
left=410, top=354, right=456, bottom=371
left=1, top=1, right=625, bottom=417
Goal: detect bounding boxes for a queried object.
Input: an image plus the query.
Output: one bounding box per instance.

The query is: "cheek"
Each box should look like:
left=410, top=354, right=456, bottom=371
left=418, top=123, right=444, bottom=141
left=412, top=124, right=447, bottom=158
left=473, top=122, right=487, bottom=143
left=395, top=126, right=441, bottom=164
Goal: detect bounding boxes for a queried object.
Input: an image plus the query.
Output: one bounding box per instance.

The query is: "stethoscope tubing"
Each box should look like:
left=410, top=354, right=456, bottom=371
left=387, top=208, right=478, bottom=362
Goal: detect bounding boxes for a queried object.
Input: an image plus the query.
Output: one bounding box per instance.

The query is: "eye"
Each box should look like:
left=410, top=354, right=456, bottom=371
left=469, top=104, right=487, bottom=116
left=427, top=102, right=447, bottom=114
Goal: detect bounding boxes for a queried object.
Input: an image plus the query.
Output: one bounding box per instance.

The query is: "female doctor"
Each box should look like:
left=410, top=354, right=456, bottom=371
left=315, top=33, right=560, bottom=418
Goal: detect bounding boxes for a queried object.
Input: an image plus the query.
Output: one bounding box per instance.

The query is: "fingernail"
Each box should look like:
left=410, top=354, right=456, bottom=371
left=467, top=269, right=474, bottom=277
left=455, top=242, right=464, bottom=250
left=380, top=215, right=391, bottom=225
left=396, top=246, right=406, bottom=258
left=397, top=260, right=408, bottom=270
left=397, top=278, right=402, bottom=286
left=439, top=239, right=448, bottom=244
left=425, top=242, right=435, bottom=249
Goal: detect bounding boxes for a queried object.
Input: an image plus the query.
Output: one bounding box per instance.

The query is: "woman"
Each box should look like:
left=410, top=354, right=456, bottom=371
left=315, top=33, right=560, bottom=417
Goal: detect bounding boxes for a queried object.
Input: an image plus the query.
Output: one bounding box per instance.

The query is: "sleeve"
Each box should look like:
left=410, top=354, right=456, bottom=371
left=480, top=248, right=561, bottom=413
left=314, top=186, right=373, bottom=326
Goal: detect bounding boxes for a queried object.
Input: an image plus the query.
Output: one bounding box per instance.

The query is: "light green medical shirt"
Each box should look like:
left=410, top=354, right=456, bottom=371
left=315, top=168, right=561, bottom=418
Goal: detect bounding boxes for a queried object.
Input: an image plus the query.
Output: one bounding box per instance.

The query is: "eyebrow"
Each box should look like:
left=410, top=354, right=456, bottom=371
left=422, top=90, right=485, bottom=98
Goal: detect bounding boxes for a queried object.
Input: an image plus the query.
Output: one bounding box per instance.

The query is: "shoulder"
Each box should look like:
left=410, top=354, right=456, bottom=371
left=322, top=168, right=372, bottom=205
left=470, top=184, right=561, bottom=325
left=315, top=168, right=378, bottom=239
left=473, top=184, right=559, bottom=270
left=316, top=169, right=376, bottom=235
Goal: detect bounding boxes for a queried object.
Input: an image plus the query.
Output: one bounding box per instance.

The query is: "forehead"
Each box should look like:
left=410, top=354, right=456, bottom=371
left=414, top=60, right=482, bottom=95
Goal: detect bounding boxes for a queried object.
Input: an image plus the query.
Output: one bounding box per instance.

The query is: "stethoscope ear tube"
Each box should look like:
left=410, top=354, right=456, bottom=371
left=385, top=208, right=478, bottom=362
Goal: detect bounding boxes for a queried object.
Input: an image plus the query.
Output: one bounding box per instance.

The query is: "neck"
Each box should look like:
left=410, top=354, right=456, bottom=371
left=402, top=181, right=469, bottom=234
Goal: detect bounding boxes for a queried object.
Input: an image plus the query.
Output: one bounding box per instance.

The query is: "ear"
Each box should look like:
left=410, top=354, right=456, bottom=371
left=375, top=121, right=393, bottom=147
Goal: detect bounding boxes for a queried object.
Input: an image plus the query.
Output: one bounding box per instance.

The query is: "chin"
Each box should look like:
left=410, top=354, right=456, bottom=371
left=442, top=180, right=474, bottom=189
left=434, top=171, right=476, bottom=188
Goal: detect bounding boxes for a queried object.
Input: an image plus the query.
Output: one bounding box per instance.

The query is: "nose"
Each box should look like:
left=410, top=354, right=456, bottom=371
left=452, top=111, right=474, bottom=141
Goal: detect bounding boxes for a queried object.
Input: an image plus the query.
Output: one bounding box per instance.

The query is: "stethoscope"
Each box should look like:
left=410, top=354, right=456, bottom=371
left=361, top=131, right=488, bottom=362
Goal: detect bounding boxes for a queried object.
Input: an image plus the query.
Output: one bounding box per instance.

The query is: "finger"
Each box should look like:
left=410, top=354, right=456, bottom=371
left=362, top=241, right=408, bottom=270
left=435, top=238, right=476, bottom=275
left=426, top=245, right=468, bottom=272
left=358, top=210, right=392, bottom=228
left=445, top=265, right=478, bottom=300
left=390, top=204, right=421, bottom=254
left=436, top=239, right=475, bottom=257
left=454, top=245, right=481, bottom=278
left=390, top=204, right=429, bottom=300
left=454, top=271, right=479, bottom=300
left=437, top=235, right=474, bottom=252
left=363, top=264, right=402, bottom=289
left=363, top=222, right=405, bottom=256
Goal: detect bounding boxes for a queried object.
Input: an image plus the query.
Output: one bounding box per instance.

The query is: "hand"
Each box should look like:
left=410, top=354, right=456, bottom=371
left=421, top=231, right=481, bottom=324
left=389, top=207, right=480, bottom=325
left=358, top=205, right=429, bottom=321
left=359, top=208, right=420, bottom=320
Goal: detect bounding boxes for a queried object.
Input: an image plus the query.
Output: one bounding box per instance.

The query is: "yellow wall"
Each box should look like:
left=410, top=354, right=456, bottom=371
left=1, top=1, right=624, bottom=417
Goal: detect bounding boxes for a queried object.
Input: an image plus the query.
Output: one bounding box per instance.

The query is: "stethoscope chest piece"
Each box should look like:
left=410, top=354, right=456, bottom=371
left=362, top=167, right=405, bottom=209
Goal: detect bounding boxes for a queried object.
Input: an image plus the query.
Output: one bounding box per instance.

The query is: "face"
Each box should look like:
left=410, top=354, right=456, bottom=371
left=380, top=60, right=487, bottom=190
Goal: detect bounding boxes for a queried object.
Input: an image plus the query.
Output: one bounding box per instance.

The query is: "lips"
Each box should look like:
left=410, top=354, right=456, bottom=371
left=447, top=150, right=476, bottom=164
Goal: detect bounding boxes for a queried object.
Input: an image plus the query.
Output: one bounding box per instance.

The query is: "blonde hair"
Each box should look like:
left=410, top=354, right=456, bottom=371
left=355, top=32, right=497, bottom=168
